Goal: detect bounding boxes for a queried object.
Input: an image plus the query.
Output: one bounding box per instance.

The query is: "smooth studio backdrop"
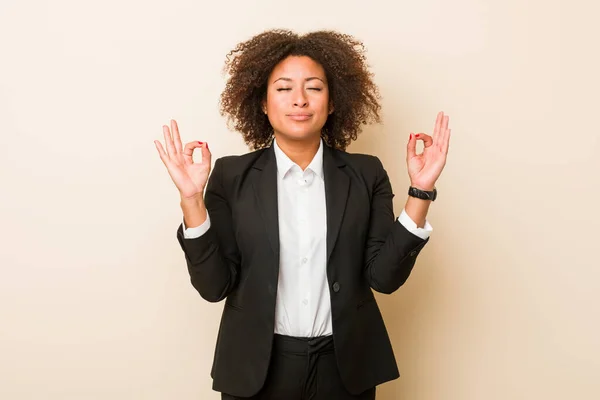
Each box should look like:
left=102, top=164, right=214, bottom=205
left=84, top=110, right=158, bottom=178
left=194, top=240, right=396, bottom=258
left=1, top=0, right=599, bottom=399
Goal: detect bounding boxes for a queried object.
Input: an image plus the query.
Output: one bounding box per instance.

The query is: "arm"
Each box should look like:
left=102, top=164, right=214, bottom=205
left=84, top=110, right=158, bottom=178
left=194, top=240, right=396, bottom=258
left=365, top=111, right=451, bottom=293
left=404, top=195, right=433, bottom=229
left=363, top=157, right=430, bottom=294
left=398, top=208, right=432, bottom=240
left=176, top=158, right=240, bottom=302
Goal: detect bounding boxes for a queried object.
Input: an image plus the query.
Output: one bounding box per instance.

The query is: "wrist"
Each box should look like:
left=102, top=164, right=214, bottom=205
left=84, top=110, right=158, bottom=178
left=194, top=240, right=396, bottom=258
left=180, top=192, right=204, bottom=205
left=408, top=185, right=437, bottom=202
left=410, top=182, right=435, bottom=191
left=180, top=195, right=207, bottom=228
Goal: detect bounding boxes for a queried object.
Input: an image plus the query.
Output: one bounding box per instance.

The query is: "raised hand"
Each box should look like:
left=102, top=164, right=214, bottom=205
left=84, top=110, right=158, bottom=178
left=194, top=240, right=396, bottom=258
left=154, top=120, right=211, bottom=200
left=406, top=111, right=451, bottom=191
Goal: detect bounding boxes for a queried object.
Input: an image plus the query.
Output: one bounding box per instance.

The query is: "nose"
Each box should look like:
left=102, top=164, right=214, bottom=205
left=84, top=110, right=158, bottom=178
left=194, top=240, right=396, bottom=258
left=293, top=90, right=308, bottom=107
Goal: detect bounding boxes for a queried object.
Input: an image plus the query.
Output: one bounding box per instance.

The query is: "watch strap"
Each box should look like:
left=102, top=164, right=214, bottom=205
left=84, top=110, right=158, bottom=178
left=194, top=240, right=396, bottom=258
left=408, top=186, right=437, bottom=201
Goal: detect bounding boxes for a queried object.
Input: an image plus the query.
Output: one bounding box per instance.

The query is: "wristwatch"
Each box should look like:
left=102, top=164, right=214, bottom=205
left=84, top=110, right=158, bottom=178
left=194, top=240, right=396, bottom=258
left=408, top=186, right=437, bottom=201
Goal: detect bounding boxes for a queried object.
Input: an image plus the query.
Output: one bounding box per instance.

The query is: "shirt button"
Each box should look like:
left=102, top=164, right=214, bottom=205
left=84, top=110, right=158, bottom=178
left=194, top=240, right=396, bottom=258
left=302, top=299, right=308, bottom=305
left=301, top=257, right=308, bottom=264
left=332, top=282, right=340, bottom=292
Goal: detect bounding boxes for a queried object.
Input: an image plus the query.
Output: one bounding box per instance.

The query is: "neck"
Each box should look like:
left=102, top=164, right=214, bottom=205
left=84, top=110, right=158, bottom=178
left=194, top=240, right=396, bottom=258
left=274, top=134, right=321, bottom=170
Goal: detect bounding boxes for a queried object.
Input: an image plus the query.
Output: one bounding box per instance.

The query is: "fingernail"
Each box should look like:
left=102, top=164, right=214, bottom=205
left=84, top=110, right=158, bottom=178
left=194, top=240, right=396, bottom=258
left=206, top=142, right=209, bottom=149
left=409, top=134, right=413, bottom=140
left=415, top=134, right=421, bottom=137
left=198, top=141, right=203, bottom=144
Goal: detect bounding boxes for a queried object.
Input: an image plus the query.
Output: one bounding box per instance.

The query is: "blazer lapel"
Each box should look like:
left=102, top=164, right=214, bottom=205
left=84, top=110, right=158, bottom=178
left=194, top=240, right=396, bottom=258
left=252, top=146, right=280, bottom=259
left=251, top=143, right=349, bottom=264
left=323, top=145, right=349, bottom=263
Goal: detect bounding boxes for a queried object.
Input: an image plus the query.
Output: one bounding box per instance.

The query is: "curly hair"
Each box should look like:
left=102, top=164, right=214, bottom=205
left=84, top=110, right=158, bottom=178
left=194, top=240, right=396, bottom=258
left=219, top=29, right=382, bottom=151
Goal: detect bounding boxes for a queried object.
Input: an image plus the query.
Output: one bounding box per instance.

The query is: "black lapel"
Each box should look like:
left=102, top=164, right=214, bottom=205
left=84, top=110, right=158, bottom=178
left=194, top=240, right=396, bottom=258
left=251, top=146, right=280, bottom=259
left=323, top=145, right=349, bottom=263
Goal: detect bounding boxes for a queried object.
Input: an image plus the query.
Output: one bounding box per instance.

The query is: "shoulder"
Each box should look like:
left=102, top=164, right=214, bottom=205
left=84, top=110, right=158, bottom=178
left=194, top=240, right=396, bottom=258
left=213, top=147, right=268, bottom=171
left=209, top=147, right=270, bottom=187
left=328, top=147, right=394, bottom=194
left=331, top=147, right=387, bottom=177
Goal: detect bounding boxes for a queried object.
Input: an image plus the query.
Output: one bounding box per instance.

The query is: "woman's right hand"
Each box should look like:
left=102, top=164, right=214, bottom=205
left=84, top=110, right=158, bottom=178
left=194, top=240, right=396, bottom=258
left=154, top=119, right=211, bottom=201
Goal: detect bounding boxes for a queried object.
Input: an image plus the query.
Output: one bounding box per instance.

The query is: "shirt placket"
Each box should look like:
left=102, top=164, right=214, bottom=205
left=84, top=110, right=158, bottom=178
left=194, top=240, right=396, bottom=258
left=296, top=169, right=312, bottom=333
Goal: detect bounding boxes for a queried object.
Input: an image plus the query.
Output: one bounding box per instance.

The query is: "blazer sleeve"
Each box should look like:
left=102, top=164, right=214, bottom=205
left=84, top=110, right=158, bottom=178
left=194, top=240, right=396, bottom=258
left=363, top=157, right=430, bottom=294
left=176, top=157, right=241, bottom=302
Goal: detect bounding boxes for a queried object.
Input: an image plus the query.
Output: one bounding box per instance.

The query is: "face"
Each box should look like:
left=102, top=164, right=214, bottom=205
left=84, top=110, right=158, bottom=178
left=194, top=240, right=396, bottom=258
left=263, top=55, right=333, bottom=144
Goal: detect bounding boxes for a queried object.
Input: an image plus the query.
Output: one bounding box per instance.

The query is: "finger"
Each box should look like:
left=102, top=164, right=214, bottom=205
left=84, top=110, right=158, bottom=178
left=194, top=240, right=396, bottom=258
left=163, top=125, right=176, bottom=159
left=406, top=133, right=417, bottom=161
left=154, top=140, right=169, bottom=166
left=442, top=128, right=451, bottom=153
left=183, top=141, right=204, bottom=165
left=433, top=111, right=444, bottom=141
left=437, top=115, right=449, bottom=148
left=171, top=119, right=183, bottom=155
left=200, top=141, right=212, bottom=167
left=415, top=133, right=434, bottom=148
left=438, top=113, right=450, bottom=151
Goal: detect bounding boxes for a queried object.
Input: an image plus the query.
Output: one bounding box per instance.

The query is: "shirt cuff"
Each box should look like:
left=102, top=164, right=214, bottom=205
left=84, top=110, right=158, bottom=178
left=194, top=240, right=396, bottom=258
left=397, top=208, right=432, bottom=240
left=182, top=212, right=211, bottom=239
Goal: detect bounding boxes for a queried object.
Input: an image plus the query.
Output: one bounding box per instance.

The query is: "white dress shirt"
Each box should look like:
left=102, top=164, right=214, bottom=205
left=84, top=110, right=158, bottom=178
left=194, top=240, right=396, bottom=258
left=182, top=139, right=432, bottom=337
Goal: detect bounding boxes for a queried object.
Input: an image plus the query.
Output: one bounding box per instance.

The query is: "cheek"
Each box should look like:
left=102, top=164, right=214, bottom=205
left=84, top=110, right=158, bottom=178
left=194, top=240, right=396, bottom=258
left=318, top=92, right=331, bottom=111
left=266, top=96, right=284, bottom=115
left=318, top=97, right=331, bottom=115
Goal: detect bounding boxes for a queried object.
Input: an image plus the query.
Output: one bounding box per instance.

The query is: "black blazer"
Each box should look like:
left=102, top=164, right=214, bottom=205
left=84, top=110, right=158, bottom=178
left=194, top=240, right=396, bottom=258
left=176, top=143, right=429, bottom=397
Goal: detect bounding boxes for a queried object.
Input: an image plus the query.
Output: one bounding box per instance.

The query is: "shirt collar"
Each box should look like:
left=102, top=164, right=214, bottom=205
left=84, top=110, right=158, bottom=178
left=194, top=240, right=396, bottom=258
left=272, top=137, right=324, bottom=180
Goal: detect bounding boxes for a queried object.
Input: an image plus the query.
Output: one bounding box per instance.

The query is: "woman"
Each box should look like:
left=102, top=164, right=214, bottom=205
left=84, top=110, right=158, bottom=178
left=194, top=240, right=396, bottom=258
left=155, top=29, right=451, bottom=400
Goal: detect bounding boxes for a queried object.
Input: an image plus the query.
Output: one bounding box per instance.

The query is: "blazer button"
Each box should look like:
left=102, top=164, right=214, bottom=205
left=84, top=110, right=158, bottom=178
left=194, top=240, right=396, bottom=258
left=332, top=282, right=340, bottom=292
left=409, top=250, right=417, bottom=257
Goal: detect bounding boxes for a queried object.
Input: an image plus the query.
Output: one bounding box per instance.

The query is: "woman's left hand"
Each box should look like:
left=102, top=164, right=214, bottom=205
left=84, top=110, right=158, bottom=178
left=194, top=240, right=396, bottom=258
left=406, top=111, right=451, bottom=191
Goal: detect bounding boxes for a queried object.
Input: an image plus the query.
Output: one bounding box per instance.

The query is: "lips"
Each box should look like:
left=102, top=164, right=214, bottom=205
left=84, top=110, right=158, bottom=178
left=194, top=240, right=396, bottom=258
left=287, top=113, right=312, bottom=121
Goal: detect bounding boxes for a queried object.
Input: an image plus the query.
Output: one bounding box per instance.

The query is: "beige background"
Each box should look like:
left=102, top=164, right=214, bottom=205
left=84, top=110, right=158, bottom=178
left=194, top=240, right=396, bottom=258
left=1, top=0, right=599, bottom=399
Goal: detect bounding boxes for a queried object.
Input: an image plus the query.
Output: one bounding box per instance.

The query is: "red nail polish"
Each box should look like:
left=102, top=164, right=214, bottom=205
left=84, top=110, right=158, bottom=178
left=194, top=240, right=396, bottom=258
left=416, top=134, right=420, bottom=137
left=198, top=141, right=203, bottom=144
left=206, top=142, right=209, bottom=149
left=410, top=134, right=413, bottom=140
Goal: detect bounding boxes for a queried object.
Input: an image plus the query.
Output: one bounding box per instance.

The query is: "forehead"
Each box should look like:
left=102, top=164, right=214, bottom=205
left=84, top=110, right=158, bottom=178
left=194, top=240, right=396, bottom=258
left=269, top=55, right=326, bottom=81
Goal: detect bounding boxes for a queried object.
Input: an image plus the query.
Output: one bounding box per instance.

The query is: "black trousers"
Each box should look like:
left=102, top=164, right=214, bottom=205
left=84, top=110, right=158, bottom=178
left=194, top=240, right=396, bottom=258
left=221, top=334, right=376, bottom=400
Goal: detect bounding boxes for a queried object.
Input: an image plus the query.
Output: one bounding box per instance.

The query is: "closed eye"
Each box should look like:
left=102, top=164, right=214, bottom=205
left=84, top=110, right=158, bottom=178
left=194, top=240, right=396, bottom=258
left=276, top=88, right=323, bottom=92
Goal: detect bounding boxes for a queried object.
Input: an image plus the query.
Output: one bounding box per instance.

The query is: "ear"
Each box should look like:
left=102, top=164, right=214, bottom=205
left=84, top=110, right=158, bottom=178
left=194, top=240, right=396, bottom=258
left=262, top=98, right=267, bottom=114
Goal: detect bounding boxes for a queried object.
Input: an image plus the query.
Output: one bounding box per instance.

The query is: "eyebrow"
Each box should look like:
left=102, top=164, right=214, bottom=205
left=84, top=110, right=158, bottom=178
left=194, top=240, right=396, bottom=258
left=273, top=77, right=325, bottom=84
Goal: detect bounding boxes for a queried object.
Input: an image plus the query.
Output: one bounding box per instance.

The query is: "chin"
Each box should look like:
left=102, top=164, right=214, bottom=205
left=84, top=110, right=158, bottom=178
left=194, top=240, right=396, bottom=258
left=275, top=125, right=321, bottom=141
left=279, top=131, right=320, bottom=142
left=284, top=124, right=323, bottom=139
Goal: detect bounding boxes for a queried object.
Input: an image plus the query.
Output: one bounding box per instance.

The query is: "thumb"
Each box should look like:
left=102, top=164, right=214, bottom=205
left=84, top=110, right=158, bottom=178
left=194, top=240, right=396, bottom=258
left=406, top=133, right=417, bottom=161
left=183, top=141, right=204, bottom=165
